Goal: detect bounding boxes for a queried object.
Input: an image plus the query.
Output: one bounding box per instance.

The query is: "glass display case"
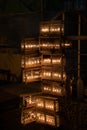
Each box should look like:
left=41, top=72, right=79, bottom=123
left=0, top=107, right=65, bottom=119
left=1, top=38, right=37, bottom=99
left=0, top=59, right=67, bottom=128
left=21, top=38, right=39, bottom=52
left=20, top=94, right=36, bottom=108
left=36, top=112, right=60, bottom=127
left=21, top=108, right=36, bottom=125
left=42, top=67, right=66, bottom=81
left=42, top=81, right=66, bottom=96
left=40, top=20, right=64, bottom=36
left=21, top=56, right=41, bottom=68
left=39, top=38, right=61, bottom=51
left=36, top=95, right=59, bottom=112
left=36, top=112, right=45, bottom=123
left=21, top=38, right=41, bottom=83
left=20, top=17, right=72, bottom=128
left=41, top=54, right=66, bottom=66
left=46, top=114, right=60, bottom=127
left=22, top=68, right=41, bottom=83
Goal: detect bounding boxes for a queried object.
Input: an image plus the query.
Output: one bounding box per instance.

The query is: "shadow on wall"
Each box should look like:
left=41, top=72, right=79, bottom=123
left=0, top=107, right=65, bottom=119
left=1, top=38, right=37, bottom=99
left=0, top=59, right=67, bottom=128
left=0, top=53, right=21, bottom=83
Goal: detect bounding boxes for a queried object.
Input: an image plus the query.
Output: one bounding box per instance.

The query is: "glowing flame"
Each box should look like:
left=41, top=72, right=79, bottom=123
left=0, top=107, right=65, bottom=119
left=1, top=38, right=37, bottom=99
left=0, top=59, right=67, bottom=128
left=41, top=27, right=49, bottom=32
left=52, top=58, right=61, bottom=64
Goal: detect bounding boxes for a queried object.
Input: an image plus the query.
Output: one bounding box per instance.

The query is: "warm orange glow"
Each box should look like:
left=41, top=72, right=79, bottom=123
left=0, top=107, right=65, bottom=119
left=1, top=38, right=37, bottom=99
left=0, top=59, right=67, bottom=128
left=40, top=43, right=60, bottom=50
left=21, top=43, right=24, bottom=49
left=20, top=19, right=70, bottom=128
left=43, top=58, right=51, bottom=64
left=21, top=41, right=72, bottom=50
left=55, top=44, right=60, bottom=49
left=23, top=70, right=41, bottom=82
left=46, top=115, right=55, bottom=126
left=36, top=113, right=45, bottom=123
left=43, top=86, right=51, bottom=92
left=24, top=96, right=36, bottom=107
left=45, top=100, right=54, bottom=110
left=36, top=97, right=59, bottom=112
left=40, top=21, right=64, bottom=35
left=62, top=42, right=72, bottom=47
left=40, top=21, right=64, bottom=34
left=52, top=58, right=61, bottom=64
left=21, top=57, right=40, bottom=68
left=43, top=71, right=51, bottom=77
left=21, top=43, right=39, bottom=50
left=21, top=110, right=36, bottom=124
left=41, top=27, right=49, bottom=33
left=42, top=71, right=66, bottom=81
left=43, top=84, right=66, bottom=96
left=42, top=57, right=62, bottom=65
left=50, top=27, right=60, bottom=32
left=36, top=98, right=44, bottom=108
left=52, top=87, right=65, bottom=96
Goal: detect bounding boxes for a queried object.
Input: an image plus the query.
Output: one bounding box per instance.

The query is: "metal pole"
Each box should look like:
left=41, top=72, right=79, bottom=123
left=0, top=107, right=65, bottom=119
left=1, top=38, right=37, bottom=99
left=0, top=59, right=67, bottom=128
left=78, top=14, right=81, bottom=78
left=62, top=12, right=65, bottom=23
left=77, top=14, right=84, bottom=100
left=60, top=13, right=64, bottom=82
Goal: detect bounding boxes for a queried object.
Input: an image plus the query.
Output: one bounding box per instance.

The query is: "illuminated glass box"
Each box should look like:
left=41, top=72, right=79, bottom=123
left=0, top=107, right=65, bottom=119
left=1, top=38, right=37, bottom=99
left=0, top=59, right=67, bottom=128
left=42, top=81, right=66, bottom=96
left=36, top=112, right=45, bottom=124
left=22, top=68, right=41, bottom=83
left=21, top=37, right=41, bottom=83
left=41, top=54, right=66, bottom=66
left=42, top=67, right=66, bottom=81
left=39, top=38, right=61, bottom=51
left=40, top=20, right=64, bottom=36
left=21, top=38, right=39, bottom=52
left=20, top=93, right=41, bottom=125
left=39, top=39, right=71, bottom=52
left=36, top=112, right=61, bottom=127
left=21, top=108, right=36, bottom=125
left=20, top=93, right=60, bottom=127
left=20, top=18, right=72, bottom=128
left=20, top=93, right=37, bottom=108
left=21, top=55, right=41, bottom=68
left=46, top=114, right=60, bottom=127
left=36, top=95, right=59, bottom=112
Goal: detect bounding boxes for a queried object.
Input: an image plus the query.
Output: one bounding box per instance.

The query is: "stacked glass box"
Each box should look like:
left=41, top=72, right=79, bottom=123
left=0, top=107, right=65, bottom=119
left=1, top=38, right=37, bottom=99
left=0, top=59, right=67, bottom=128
left=20, top=93, right=40, bottom=125
left=21, top=38, right=41, bottom=83
left=36, top=20, right=65, bottom=127
left=35, top=95, right=61, bottom=127
left=39, top=20, right=66, bottom=97
left=20, top=20, right=72, bottom=127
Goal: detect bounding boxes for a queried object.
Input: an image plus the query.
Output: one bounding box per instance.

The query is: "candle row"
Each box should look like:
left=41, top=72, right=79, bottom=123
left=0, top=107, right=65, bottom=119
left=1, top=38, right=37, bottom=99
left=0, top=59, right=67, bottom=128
left=21, top=42, right=71, bottom=50
left=40, top=21, right=64, bottom=35
left=43, top=85, right=66, bottom=96
left=21, top=57, right=64, bottom=68
left=23, top=71, right=66, bottom=82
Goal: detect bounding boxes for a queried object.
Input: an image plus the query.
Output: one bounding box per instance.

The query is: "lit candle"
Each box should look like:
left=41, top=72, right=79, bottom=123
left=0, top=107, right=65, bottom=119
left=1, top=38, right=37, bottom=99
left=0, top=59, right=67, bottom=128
left=50, top=27, right=54, bottom=32
left=21, top=44, right=24, bottom=49
left=25, top=44, right=28, bottom=48
left=41, top=27, right=49, bottom=32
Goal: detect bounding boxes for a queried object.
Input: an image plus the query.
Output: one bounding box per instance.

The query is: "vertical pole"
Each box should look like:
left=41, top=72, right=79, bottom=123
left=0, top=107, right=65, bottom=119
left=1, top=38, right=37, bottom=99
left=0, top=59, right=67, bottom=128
left=62, top=12, right=65, bottom=24
left=78, top=14, right=81, bottom=78
left=77, top=14, right=84, bottom=100
left=62, top=12, right=65, bottom=81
